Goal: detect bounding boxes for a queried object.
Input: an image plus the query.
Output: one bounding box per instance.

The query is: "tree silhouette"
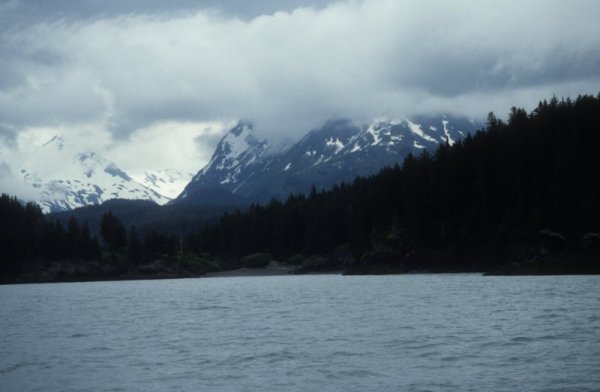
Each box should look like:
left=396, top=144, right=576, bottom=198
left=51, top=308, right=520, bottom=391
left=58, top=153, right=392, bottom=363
left=100, top=211, right=127, bottom=252
left=128, top=225, right=143, bottom=265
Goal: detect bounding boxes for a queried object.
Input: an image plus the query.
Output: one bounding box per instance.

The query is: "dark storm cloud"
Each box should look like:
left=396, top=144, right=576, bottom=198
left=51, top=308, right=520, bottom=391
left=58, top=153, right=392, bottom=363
left=0, top=0, right=333, bottom=26
left=0, top=125, right=17, bottom=146
left=385, top=45, right=600, bottom=98
left=0, top=0, right=599, bottom=144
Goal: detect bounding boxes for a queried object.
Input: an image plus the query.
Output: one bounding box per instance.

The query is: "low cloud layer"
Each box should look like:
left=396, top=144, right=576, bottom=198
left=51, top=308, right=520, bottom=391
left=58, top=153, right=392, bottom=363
left=1, top=0, right=600, bottom=197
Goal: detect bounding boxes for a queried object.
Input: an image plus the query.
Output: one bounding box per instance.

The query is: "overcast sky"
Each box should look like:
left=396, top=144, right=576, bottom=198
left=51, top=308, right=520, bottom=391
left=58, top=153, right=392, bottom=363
left=1, top=0, right=600, bottom=198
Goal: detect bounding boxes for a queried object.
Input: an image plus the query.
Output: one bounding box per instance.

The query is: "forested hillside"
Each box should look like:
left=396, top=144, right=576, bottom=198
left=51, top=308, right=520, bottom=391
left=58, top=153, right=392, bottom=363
left=187, top=94, right=600, bottom=272
left=2, top=94, right=599, bottom=282
left=0, top=195, right=188, bottom=283
left=48, top=199, right=232, bottom=238
left=0, top=195, right=102, bottom=278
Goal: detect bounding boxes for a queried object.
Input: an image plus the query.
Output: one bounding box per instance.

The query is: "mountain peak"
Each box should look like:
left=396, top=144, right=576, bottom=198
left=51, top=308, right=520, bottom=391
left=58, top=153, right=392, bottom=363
left=229, top=121, right=252, bottom=137
left=216, top=122, right=266, bottom=161
left=175, top=122, right=269, bottom=203
left=174, top=115, right=482, bottom=206
left=18, top=136, right=170, bottom=213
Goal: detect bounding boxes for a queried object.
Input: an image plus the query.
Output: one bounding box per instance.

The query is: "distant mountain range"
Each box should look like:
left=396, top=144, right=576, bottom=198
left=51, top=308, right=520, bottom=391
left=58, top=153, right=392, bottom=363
left=174, top=115, right=482, bottom=205
left=11, top=115, right=482, bottom=212
left=17, top=135, right=174, bottom=213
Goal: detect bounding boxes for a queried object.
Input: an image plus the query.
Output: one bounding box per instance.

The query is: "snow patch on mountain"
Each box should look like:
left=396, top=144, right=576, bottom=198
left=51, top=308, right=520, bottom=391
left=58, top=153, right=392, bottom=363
left=174, top=122, right=269, bottom=203
left=196, top=123, right=267, bottom=180
left=442, top=120, right=456, bottom=146
left=325, top=137, right=345, bottom=154
left=367, top=123, right=383, bottom=145
left=18, top=134, right=169, bottom=213
left=350, top=142, right=362, bottom=153
left=414, top=141, right=425, bottom=149
left=407, top=120, right=438, bottom=143
left=174, top=115, right=481, bottom=206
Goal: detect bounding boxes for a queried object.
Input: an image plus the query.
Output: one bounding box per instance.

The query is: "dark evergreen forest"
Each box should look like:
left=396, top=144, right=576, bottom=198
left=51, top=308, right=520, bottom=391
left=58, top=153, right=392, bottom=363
left=0, top=195, right=102, bottom=278
left=2, top=94, right=599, bottom=282
left=0, top=195, right=185, bottom=282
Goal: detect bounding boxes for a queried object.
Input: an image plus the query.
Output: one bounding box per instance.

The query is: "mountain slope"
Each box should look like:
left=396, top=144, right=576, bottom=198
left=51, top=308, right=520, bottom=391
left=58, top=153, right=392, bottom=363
left=174, top=115, right=481, bottom=205
left=187, top=94, right=600, bottom=274
left=19, top=135, right=169, bottom=213
left=176, top=122, right=269, bottom=204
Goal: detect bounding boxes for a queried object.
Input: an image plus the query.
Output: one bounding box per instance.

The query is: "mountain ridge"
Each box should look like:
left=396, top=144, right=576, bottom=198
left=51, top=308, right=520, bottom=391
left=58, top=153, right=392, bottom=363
left=174, top=115, right=482, bottom=205
left=18, top=134, right=170, bottom=213
left=8, top=114, right=482, bottom=212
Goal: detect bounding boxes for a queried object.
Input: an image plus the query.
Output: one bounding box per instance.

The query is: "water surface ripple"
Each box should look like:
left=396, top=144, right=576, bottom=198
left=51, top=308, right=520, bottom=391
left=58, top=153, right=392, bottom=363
left=1, top=274, right=599, bottom=391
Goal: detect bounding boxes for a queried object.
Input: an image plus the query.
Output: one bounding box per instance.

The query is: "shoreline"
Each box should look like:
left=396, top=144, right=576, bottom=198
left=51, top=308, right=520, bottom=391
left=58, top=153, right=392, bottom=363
left=3, top=252, right=600, bottom=285
left=203, top=265, right=296, bottom=278
left=4, top=269, right=600, bottom=286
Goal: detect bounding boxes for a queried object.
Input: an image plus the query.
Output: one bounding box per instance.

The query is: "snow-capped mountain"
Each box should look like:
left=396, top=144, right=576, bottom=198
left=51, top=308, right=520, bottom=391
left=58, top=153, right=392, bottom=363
left=19, top=135, right=170, bottom=213
left=173, top=115, right=482, bottom=205
left=176, top=122, right=269, bottom=204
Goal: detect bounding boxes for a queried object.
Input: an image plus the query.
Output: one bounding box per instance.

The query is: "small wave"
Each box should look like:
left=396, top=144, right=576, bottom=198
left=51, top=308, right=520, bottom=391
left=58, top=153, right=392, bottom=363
left=538, top=334, right=564, bottom=341
left=504, top=336, right=536, bottom=345
left=216, top=354, right=257, bottom=367
left=68, top=333, right=87, bottom=338
left=588, top=314, right=600, bottom=322
left=476, top=339, right=505, bottom=350
left=337, top=368, right=384, bottom=378
left=534, top=313, right=562, bottom=320
left=403, top=342, right=443, bottom=350
left=415, top=350, right=439, bottom=359
left=90, top=346, right=113, bottom=352
left=512, top=336, right=534, bottom=342
left=330, top=350, right=366, bottom=358
left=190, top=305, right=232, bottom=311
left=0, top=361, right=38, bottom=374
left=440, top=355, right=460, bottom=362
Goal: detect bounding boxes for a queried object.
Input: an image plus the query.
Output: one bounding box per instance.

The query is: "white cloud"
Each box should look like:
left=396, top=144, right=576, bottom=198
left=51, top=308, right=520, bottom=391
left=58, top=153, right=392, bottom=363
left=106, top=120, right=227, bottom=197
left=106, top=121, right=225, bottom=174
left=2, top=1, right=599, bottom=135
left=0, top=164, right=42, bottom=201
left=0, top=133, right=42, bottom=200
left=0, top=121, right=226, bottom=199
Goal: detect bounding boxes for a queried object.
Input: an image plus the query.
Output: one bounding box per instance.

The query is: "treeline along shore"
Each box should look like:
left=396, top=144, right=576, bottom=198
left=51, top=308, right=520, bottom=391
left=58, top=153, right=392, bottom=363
left=2, top=94, right=600, bottom=283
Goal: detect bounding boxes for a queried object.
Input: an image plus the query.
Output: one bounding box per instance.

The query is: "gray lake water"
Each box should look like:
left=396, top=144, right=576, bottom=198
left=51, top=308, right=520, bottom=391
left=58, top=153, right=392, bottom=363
left=1, top=274, right=599, bottom=392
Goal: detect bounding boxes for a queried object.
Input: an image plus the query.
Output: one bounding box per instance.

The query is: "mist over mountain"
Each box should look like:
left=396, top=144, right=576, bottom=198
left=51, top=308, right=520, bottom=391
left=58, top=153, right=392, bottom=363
left=174, top=115, right=481, bottom=205
left=15, top=134, right=171, bottom=213
left=7, top=114, right=479, bottom=212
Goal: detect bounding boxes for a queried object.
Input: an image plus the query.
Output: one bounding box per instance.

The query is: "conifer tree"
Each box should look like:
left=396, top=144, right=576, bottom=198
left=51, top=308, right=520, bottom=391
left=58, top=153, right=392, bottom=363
left=100, top=211, right=127, bottom=252
left=128, top=225, right=143, bottom=265
left=67, top=216, right=81, bottom=258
